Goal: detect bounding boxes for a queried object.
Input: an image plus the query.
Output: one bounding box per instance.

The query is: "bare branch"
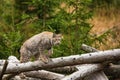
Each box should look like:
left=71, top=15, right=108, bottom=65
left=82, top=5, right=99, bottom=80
left=2, top=56, right=20, bottom=80
left=61, top=64, right=103, bottom=80
left=0, top=60, right=8, bottom=80
left=81, top=44, right=108, bottom=80
left=0, top=49, right=120, bottom=74
left=3, top=56, right=65, bottom=80
left=25, top=70, right=65, bottom=80
left=48, top=66, right=78, bottom=74
left=81, top=44, right=99, bottom=52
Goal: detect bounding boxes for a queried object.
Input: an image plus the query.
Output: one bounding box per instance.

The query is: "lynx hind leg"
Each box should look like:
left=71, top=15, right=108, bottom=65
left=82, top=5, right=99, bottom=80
left=39, top=53, right=52, bottom=63
left=20, top=47, right=31, bottom=63
left=34, top=53, right=40, bottom=61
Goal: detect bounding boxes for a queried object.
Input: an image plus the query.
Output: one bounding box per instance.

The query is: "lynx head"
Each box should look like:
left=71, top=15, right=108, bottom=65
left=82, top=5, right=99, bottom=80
left=52, top=33, right=63, bottom=46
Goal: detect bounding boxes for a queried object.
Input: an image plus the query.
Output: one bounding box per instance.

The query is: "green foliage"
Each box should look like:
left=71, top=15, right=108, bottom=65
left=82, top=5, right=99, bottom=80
left=0, top=0, right=93, bottom=59
left=0, top=0, right=24, bottom=59
left=52, top=0, right=93, bottom=57
left=0, top=31, right=24, bottom=59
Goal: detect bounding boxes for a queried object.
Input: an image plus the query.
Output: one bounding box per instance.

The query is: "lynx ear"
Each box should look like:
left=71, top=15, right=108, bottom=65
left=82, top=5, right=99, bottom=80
left=53, top=33, right=63, bottom=38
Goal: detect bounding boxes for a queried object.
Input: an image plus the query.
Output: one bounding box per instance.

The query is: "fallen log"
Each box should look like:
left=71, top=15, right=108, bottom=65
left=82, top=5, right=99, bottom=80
left=0, top=60, right=8, bottom=80
left=25, top=70, right=65, bottom=80
left=81, top=44, right=100, bottom=52
left=5, top=56, right=106, bottom=80
left=0, top=49, right=120, bottom=74
left=81, top=44, right=108, bottom=80
left=61, top=64, right=103, bottom=80
left=48, top=66, right=77, bottom=74
left=2, top=56, right=65, bottom=80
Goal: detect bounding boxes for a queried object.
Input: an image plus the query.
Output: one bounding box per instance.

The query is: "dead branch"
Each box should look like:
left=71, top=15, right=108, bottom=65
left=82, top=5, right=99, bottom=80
left=25, top=70, right=65, bottom=80
left=2, top=56, right=21, bottom=80
left=4, top=56, right=65, bottom=80
left=48, top=66, right=78, bottom=74
left=0, top=49, right=120, bottom=74
left=0, top=60, right=8, bottom=80
left=81, top=44, right=99, bottom=52
left=61, top=64, right=103, bottom=80
left=81, top=44, right=108, bottom=80
left=3, top=75, right=41, bottom=80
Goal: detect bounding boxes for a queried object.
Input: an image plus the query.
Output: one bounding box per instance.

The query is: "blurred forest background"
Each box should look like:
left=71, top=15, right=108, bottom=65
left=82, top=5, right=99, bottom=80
left=0, top=0, right=120, bottom=59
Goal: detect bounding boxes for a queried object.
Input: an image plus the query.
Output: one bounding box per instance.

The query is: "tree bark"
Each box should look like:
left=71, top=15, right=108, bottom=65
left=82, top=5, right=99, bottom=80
left=25, top=70, right=65, bottom=80
left=61, top=64, right=103, bottom=80
left=48, top=66, right=78, bottom=74
left=81, top=44, right=100, bottom=52
left=3, top=56, right=65, bottom=80
left=81, top=44, right=108, bottom=80
left=0, top=60, right=8, bottom=80
left=0, top=49, right=120, bottom=74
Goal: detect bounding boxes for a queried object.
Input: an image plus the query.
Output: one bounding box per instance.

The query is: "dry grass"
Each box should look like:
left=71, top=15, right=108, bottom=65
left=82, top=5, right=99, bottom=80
left=61, top=2, right=120, bottom=50
left=90, top=16, right=120, bottom=36
left=90, top=10, right=120, bottom=50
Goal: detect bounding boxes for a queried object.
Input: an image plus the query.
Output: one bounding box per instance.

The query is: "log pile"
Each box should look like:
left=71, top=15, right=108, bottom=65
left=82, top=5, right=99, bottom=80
left=0, top=44, right=120, bottom=80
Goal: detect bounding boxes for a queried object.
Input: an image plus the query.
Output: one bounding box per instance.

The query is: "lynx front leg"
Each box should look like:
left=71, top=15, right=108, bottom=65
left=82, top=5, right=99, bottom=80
left=47, top=48, right=53, bottom=62
left=48, top=48, right=53, bottom=57
left=20, top=47, right=31, bottom=63
left=38, top=48, right=50, bottom=63
left=39, top=53, right=50, bottom=63
left=20, top=53, right=31, bottom=63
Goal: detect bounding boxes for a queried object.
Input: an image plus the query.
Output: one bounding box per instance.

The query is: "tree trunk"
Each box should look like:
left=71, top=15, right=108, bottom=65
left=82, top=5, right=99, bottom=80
left=0, top=49, right=120, bottom=74
left=81, top=44, right=108, bottom=80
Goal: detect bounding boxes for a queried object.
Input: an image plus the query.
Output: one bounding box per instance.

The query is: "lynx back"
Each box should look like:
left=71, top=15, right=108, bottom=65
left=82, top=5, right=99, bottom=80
left=20, top=31, right=63, bottom=63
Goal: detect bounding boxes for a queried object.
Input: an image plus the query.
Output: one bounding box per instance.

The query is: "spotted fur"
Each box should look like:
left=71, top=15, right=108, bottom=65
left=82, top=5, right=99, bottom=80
left=20, top=31, right=63, bottom=63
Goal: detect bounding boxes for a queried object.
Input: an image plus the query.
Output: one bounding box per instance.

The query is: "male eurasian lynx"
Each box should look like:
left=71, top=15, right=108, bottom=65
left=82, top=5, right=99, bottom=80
left=20, top=31, right=63, bottom=63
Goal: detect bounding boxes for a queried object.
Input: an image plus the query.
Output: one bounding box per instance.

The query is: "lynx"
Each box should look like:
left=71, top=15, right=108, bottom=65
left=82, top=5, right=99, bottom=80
left=20, top=31, right=63, bottom=63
